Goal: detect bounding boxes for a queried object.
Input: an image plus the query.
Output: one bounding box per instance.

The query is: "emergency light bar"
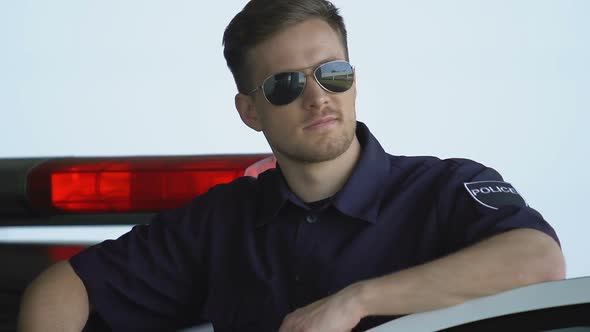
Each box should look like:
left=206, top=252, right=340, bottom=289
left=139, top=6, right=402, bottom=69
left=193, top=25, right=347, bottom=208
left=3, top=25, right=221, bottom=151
left=23, top=155, right=274, bottom=214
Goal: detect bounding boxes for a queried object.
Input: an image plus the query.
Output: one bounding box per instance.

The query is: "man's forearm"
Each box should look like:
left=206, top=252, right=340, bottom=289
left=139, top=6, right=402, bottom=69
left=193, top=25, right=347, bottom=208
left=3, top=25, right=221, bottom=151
left=18, top=261, right=91, bottom=332
left=354, top=228, right=565, bottom=317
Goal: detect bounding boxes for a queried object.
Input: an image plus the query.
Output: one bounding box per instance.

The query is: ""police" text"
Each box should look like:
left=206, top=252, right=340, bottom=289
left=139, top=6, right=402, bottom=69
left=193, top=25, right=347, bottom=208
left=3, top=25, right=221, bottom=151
left=470, top=186, right=519, bottom=196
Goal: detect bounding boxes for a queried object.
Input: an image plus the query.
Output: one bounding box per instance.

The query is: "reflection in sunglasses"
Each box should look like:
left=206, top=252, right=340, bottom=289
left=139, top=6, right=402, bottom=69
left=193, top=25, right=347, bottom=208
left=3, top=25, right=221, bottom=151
left=249, top=60, right=354, bottom=106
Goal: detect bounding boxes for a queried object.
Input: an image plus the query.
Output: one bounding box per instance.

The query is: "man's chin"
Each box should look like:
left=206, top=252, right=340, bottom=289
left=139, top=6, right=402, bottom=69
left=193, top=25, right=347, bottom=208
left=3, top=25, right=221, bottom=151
left=280, top=137, right=354, bottom=164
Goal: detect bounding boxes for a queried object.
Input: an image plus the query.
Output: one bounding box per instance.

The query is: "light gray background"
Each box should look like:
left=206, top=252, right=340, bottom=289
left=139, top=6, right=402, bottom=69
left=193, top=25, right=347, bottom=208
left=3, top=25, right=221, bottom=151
left=1, top=1, right=588, bottom=277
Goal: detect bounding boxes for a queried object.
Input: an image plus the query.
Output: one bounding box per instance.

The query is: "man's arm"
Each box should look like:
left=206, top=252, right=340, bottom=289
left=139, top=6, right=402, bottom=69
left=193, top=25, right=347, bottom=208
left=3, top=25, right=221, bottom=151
left=18, top=261, right=91, bottom=332
left=356, top=228, right=564, bottom=315
left=279, top=228, right=565, bottom=331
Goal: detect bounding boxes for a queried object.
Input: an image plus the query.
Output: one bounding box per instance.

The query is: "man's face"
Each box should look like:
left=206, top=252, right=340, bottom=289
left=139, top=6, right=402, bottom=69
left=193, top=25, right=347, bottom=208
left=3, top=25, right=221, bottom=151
left=242, top=18, right=357, bottom=163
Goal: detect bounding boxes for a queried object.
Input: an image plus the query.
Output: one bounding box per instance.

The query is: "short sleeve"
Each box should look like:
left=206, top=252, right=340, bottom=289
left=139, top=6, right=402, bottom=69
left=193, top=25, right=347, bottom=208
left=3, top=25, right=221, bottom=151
left=438, top=160, right=560, bottom=253
left=69, top=194, right=212, bottom=331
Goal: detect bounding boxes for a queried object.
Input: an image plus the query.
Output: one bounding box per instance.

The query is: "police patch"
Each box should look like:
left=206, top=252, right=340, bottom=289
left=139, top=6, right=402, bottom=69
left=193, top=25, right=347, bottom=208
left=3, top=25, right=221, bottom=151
left=463, top=181, right=527, bottom=210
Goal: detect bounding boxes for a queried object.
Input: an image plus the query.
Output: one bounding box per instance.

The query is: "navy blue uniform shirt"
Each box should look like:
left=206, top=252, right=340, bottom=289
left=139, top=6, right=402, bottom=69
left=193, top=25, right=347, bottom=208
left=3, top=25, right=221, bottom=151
left=70, top=122, right=559, bottom=332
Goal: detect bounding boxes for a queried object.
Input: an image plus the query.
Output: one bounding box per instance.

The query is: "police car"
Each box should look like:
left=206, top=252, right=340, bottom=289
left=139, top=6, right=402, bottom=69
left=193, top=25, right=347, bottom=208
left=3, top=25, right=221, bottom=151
left=1, top=156, right=589, bottom=331
left=183, top=277, right=590, bottom=331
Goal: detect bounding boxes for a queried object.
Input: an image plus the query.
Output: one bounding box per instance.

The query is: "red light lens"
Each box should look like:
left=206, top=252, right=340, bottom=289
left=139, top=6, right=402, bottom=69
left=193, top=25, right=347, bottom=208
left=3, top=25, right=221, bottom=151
left=47, top=245, right=86, bottom=262
left=28, top=155, right=273, bottom=214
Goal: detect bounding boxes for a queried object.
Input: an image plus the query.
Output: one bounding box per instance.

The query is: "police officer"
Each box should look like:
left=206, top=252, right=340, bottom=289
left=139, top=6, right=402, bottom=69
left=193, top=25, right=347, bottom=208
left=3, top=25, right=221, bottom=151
left=19, top=0, right=564, bottom=331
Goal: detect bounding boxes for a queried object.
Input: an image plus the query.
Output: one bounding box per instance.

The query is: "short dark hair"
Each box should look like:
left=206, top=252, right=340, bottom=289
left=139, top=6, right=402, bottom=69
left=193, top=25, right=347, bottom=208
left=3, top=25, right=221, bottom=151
left=222, top=0, right=349, bottom=94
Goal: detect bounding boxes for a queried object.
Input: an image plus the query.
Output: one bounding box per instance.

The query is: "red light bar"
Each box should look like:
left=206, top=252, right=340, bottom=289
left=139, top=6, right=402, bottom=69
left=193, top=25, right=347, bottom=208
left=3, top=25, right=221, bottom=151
left=28, top=155, right=273, bottom=214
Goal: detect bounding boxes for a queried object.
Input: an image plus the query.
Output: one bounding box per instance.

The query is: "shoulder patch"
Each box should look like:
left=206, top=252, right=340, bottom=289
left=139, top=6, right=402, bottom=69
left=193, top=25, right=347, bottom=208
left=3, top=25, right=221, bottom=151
left=463, top=181, right=527, bottom=210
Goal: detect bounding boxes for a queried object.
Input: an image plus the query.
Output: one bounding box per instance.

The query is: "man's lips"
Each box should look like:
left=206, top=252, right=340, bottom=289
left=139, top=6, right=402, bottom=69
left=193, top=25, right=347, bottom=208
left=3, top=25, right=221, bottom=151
left=304, top=116, right=339, bottom=130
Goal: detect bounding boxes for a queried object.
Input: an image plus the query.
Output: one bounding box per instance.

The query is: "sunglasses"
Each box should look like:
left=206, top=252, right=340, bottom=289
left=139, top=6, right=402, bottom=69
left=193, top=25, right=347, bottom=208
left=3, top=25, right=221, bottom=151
left=247, top=60, right=355, bottom=106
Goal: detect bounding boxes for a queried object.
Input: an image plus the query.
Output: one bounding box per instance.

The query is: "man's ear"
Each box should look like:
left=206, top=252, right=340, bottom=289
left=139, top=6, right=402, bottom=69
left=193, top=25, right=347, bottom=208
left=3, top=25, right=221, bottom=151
left=235, top=93, right=263, bottom=132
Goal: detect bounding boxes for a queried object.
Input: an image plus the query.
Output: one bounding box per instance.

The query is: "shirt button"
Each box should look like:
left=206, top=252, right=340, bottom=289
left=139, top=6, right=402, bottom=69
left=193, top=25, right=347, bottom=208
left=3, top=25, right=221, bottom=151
left=305, top=214, right=318, bottom=224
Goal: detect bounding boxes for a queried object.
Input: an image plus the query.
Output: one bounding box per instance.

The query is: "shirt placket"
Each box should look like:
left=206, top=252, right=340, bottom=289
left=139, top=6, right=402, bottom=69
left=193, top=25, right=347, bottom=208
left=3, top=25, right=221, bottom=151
left=292, top=209, right=320, bottom=309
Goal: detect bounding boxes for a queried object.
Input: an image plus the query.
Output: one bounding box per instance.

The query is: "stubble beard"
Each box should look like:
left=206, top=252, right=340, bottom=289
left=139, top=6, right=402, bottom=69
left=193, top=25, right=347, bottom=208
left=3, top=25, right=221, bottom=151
left=274, top=119, right=357, bottom=164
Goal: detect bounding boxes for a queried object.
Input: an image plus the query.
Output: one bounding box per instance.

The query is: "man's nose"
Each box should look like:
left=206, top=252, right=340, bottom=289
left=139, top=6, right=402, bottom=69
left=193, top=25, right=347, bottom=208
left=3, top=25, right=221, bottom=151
left=300, top=74, right=329, bottom=110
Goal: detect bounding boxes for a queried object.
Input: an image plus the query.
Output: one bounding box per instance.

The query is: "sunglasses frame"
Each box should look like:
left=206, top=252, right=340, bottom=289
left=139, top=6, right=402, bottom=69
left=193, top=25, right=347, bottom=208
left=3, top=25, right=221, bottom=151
left=246, top=60, right=355, bottom=106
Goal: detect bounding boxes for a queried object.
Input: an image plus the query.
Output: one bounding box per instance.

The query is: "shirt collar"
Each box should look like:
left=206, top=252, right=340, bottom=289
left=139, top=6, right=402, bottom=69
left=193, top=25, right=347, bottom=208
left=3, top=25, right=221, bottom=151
left=256, top=167, right=291, bottom=227
left=331, top=121, right=390, bottom=224
left=256, top=121, right=391, bottom=226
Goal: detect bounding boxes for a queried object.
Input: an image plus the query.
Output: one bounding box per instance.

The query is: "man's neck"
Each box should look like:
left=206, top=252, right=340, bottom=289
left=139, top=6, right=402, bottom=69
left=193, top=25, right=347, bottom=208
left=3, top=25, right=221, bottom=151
left=276, top=137, right=361, bottom=203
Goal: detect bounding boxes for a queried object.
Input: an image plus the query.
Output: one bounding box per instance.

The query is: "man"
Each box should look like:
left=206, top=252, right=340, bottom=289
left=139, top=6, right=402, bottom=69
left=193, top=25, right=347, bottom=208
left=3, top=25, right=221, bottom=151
left=18, top=0, right=565, bottom=331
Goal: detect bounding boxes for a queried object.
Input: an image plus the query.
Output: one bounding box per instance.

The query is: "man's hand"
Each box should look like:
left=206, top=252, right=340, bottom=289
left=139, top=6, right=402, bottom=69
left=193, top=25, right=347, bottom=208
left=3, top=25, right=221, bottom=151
left=278, top=283, right=366, bottom=332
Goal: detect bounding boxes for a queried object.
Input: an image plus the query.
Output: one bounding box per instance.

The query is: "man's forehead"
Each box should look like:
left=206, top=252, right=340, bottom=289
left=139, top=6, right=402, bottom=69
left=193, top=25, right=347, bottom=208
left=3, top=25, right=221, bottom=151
left=247, top=19, right=346, bottom=80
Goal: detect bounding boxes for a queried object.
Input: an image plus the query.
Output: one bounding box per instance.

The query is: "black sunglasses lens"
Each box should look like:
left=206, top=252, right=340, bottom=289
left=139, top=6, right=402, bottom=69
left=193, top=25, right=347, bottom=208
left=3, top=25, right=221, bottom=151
left=263, top=72, right=305, bottom=106
left=315, top=61, right=354, bottom=93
